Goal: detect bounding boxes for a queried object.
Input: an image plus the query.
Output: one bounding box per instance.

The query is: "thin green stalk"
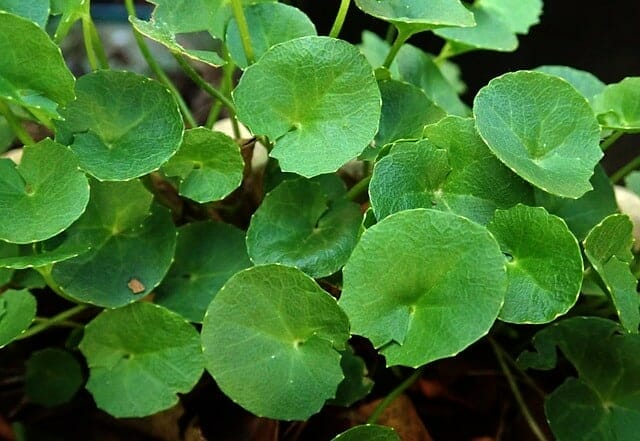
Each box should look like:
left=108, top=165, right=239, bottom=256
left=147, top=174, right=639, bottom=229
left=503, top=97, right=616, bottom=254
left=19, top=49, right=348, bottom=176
left=206, top=52, right=237, bottom=128
left=81, top=16, right=102, bottom=70
left=0, top=101, right=35, bottom=145
left=329, top=0, right=351, bottom=38
left=385, top=24, right=397, bottom=44
left=383, top=31, right=410, bottom=69
left=611, top=154, right=640, bottom=183
left=124, top=0, right=196, bottom=127
left=345, top=175, right=372, bottom=201
left=230, top=0, right=255, bottom=65
left=434, top=42, right=455, bottom=64
left=17, top=304, right=88, bottom=341
left=489, top=338, right=549, bottom=441
left=492, top=338, right=546, bottom=398
left=601, top=131, right=623, bottom=151
left=174, top=54, right=237, bottom=113
left=87, top=17, right=110, bottom=69
left=367, top=367, right=424, bottom=424
left=33, top=317, right=83, bottom=329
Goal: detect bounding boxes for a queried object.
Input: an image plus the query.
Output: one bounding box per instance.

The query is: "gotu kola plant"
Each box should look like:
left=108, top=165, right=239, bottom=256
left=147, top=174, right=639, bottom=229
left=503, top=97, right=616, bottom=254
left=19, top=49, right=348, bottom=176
left=0, top=0, right=639, bottom=439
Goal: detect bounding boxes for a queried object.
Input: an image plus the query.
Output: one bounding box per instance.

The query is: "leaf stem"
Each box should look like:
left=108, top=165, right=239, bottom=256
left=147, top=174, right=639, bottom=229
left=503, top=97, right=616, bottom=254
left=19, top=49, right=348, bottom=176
left=367, top=366, right=424, bottom=424
left=33, top=317, right=83, bottom=328
left=345, top=175, right=372, bottom=201
left=230, top=0, right=255, bottom=65
left=489, top=337, right=549, bottom=441
left=81, top=15, right=109, bottom=70
left=329, top=0, right=351, bottom=39
left=0, top=101, right=35, bottom=146
left=611, top=154, right=640, bottom=183
left=600, top=131, right=623, bottom=151
left=174, top=55, right=237, bottom=114
left=383, top=30, right=410, bottom=69
left=124, top=0, right=196, bottom=128
left=206, top=51, right=237, bottom=128
left=17, top=304, right=89, bottom=341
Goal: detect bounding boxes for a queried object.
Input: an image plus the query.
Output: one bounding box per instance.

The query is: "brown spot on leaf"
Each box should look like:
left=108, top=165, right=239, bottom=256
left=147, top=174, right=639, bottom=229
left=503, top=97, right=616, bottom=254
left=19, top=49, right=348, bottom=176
left=128, top=278, right=146, bottom=294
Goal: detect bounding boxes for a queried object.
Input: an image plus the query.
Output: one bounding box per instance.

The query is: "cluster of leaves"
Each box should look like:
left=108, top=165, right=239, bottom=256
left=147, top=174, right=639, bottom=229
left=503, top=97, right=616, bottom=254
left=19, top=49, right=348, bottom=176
left=1, top=0, right=639, bottom=439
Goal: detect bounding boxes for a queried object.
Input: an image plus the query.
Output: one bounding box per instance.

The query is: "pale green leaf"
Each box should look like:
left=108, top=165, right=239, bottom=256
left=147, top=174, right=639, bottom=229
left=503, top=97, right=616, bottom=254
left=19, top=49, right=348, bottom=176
left=79, top=302, right=204, bottom=418
left=593, top=77, right=640, bottom=133
left=480, top=0, right=542, bottom=34
left=0, top=0, right=49, bottom=28
left=474, top=71, right=602, bottom=198
left=201, top=265, right=350, bottom=420
left=0, top=289, right=36, bottom=348
left=25, top=348, right=83, bottom=406
left=234, top=36, right=381, bottom=177
left=339, top=209, right=506, bottom=367
left=534, top=65, right=606, bottom=103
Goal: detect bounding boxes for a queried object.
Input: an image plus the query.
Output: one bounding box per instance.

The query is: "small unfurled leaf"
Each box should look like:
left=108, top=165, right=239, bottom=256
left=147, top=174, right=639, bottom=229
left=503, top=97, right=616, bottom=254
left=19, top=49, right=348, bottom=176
left=233, top=36, right=381, bottom=177
left=0, top=139, right=90, bottom=244
left=534, top=65, right=606, bottom=103
left=0, top=12, right=75, bottom=118
left=55, top=70, right=184, bottom=181
left=51, top=180, right=176, bottom=308
left=226, top=3, right=316, bottom=68
left=80, top=303, right=204, bottom=418
left=518, top=317, right=640, bottom=441
left=474, top=71, right=602, bottom=198
left=162, top=127, right=243, bottom=203
left=487, top=204, right=583, bottom=324
left=25, top=348, right=83, bottom=406
left=0, top=289, right=36, bottom=348
left=246, top=179, right=362, bottom=278
left=154, top=221, right=252, bottom=323
left=0, top=0, right=49, bottom=28
left=201, top=265, right=350, bottom=420
left=584, top=214, right=639, bottom=333
left=331, top=425, right=400, bottom=441
left=339, top=209, right=506, bottom=367
left=593, top=77, right=640, bottom=133
left=330, top=348, right=374, bottom=407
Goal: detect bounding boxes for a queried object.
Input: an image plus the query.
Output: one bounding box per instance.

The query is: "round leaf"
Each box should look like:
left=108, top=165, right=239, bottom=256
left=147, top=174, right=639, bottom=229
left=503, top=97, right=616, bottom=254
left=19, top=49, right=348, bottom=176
left=474, top=71, right=602, bottom=198
left=162, top=128, right=243, bottom=203
left=593, top=77, right=640, bottom=133
left=55, top=70, right=184, bottom=181
left=331, top=425, right=400, bottom=441
left=339, top=209, right=507, bottom=367
left=534, top=65, right=606, bottom=103
left=0, top=0, right=49, bottom=28
left=226, top=3, right=316, bottom=69
left=201, top=265, right=350, bottom=420
left=79, top=302, right=204, bottom=418
left=354, top=0, right=475, bottom=36
left=0, top=12, right=75, bottom=118
left=0, top=139, right=90, bottom=244
left=51, top=180, right=177, bottom=308
left=25, top=348, right=83, bottom=406
left=487, top=204, right=583, bottom=324
left=480, top=0, right=542, bottom=34
left=154, top=221, right=252, bottom=323
left=233, top=36, right=381, bottom=177
left=246, top=179, right=362, bottom=278
left=0, top=289, right=36, bottom=347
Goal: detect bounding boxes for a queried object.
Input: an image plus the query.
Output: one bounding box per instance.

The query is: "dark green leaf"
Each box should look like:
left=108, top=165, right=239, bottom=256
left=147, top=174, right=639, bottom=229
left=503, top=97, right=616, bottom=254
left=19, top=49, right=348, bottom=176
left=534, top=65, right=606, bottom=103
left=0, top=289, right=36, bottom=347
left=593, top=77, right=640, bottom=133
left=0, top=241, right=18, bottom=285
left=56, top=70, right=184, bottom=181
left=201, top=265, right=350, bottom=420
left=0, top=139, right=90, bottom=244
left=339, top=209, right=506, bottom=367
left=0, top=0, right=49, bottom=28
left=331, top=425, right=400, bottom=441
left=330, top=348, right=374, bottom=407
left=25, top=348, right=83, bottom=406
left=247, top=179, right=362, bottom=278
left=154, top=221, right=252, bottom=323
left=233, top=36, right=381, bottom=177
left=474, top=71, right=602, bottom=198
left=80, top=302, right=204, bottom=418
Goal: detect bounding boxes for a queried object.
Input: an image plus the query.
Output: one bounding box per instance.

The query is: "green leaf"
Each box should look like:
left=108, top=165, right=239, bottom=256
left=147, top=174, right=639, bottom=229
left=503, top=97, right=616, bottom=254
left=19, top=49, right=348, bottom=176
left=0, top=241, right=18, bottom=285
left=370, top=116, right=533, bottom=224
left=226, top=3, right=316, bottom=69
left=593, top=77, right=640, bottom=133
left=0, top=139, right=90, bottom=244
left=233, top=36, right=381, bottom=177
left=534, top=65, right=606, bottom=103
left=584, top=214, right=639, bottom=333
left=0, top=239, right=89, bottom=269
left=25, top=348, right=83, bottom=406
left=0, top=289, right=36, bottom=348
left=474, top=71, right=602, bottom=199
left=10, top=269, right=46, bottom=290
left=354, top=0, right=475, bottom=36
left=375, top=79, right=445, bottom=148
left=0, top=0, right=49, bottom=28
left=534, top=165, right=617, bottom=240
left=0, top=12, right=75, bottom=118
left=518, top=317, right=640, bottom=441
left=51, top=180, right=176, bottom=308
left=0, top=116, right=14, bottom=152
left=339, top=209, right=506, bottom=367
left=154, top=221, right=252, bottom=323
left=202, top=265, right=350, bottom=420
left=50, top=0, right=86, bottom=42
left=480, top=0, right=542, bottom=34
left=79, top=302, right=204, bottom=418
left=247, top=179, right=362, bottom=278
left=55, top=70, right=184, bottom=181
left=330, top=348, right=374, bottom=407
left=487, top=204, right=583, bottom=324
left=331, top=425, right=401, bottom=441
left=161, top=127, right=243, bottom=203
